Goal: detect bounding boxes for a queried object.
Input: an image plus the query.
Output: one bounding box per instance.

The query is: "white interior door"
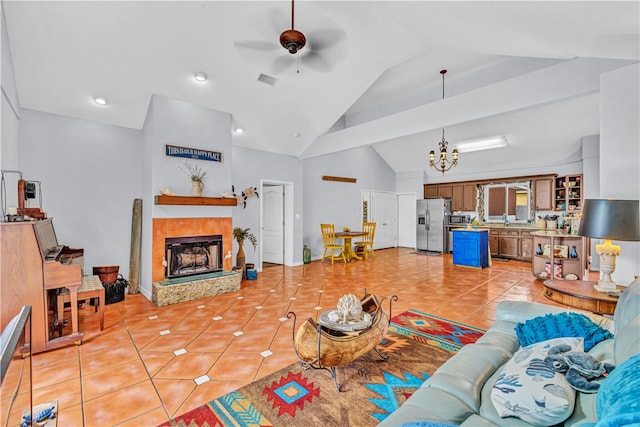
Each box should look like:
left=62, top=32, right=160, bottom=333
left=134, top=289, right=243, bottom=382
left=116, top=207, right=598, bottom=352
left=262, top=185, right=284, bottom=264
left=397, top=193, right=416, bottom=248
left=370, top=191, right=398, bottom=249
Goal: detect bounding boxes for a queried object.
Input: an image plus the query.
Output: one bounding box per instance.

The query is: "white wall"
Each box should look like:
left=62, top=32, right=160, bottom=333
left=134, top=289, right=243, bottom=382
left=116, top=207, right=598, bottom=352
left=303, top=145, right=396, bottom=259
left=231, top=147, right=303, bottom=267
left=396, top=170, right=424, bottom=196
left=18, top=109, right=142, bottom=278
left=599, top=64, right=640, bottom=284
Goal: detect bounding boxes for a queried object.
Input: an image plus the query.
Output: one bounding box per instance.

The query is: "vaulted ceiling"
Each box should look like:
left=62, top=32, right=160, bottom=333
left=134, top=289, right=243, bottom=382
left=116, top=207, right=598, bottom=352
left=3, top=1, right=639, bottom=177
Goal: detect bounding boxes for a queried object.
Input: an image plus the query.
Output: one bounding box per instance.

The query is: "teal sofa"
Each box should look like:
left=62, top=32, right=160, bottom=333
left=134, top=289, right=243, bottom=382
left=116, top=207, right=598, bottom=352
left=378, top=278, right=640, bottom=426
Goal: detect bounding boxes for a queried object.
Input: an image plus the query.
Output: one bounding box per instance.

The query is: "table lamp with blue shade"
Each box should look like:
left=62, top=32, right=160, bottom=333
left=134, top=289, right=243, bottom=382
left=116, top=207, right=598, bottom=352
left=578, top=199, right=640, bottom=292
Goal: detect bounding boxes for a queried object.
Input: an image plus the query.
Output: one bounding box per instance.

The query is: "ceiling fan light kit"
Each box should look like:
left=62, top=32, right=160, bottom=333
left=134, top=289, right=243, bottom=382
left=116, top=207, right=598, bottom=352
left=280, top=29, right=306, bottom=54
left=429, top=69, right=458, bottom=174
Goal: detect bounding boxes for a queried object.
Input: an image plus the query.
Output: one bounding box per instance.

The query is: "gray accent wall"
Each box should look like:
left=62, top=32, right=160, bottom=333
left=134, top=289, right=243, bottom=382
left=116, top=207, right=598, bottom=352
left=18, top=109, right=142, bottom=279
left=231, top=146, right=303, bottom=266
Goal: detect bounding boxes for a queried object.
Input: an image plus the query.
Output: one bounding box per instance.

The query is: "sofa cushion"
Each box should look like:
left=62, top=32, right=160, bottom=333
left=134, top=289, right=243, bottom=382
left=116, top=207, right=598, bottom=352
left=514, top=312, right=613, bottom=351
left=613, top=276, right=640, bottom=334
left=614, top=314, right=640, bottom=366
left=491, top=337, right=582, bottom=427
left=475, top=321, right=521, bottom=355
left=426, top=343, right=509, bottom=412
left=377, top=386, right=474, bottom=427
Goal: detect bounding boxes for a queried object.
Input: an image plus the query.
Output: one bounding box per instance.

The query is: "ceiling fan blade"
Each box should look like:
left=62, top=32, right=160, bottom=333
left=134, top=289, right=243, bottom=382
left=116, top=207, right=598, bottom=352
left=269, top=55, right=295, bottom=75
left=306, top=28, right=347, bottom=52
left=234, top=40, right=280, bottom=52
left=303, top=51, right=332, bottom=73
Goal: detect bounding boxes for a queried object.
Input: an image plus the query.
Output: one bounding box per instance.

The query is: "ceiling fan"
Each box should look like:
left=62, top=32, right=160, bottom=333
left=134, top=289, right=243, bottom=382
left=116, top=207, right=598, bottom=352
left=234, top=0, right=347, bottom=75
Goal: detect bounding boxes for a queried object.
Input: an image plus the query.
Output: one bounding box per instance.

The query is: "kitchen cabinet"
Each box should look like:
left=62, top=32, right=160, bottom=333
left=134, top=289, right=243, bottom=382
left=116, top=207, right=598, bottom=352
left=438, top=185, right=453, bottom=199
left=463, top=184, right=476, bottom=211
left=534, top=177, right=554, bottom=211
left=531, top=231, right=587, bottom=280
left=499, top=229, right=519, bottom=258
left=424, top=185, right=438, bottom=199
left=452, top=229, right=489, bottom=268
left=489, top=231, right=499, bottom=256
left=519, top=229, right=535, bottom=260
left=489, top=227, right=537, bottom=260
left=554, top=174, right=583, bottom=212
left=452, top=185, right=464, bottom=210
left=451, top=184, right=477, bottom=211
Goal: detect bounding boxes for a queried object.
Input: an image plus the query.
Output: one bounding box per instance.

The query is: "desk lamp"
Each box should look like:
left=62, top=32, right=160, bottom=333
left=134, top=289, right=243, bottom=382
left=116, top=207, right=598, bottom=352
left=578, top=199, right=640, bottom=292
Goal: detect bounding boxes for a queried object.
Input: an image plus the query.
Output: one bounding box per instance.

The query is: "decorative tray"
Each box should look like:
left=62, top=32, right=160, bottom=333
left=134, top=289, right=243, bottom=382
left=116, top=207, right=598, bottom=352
left=318, top=310, right=372, bottom=332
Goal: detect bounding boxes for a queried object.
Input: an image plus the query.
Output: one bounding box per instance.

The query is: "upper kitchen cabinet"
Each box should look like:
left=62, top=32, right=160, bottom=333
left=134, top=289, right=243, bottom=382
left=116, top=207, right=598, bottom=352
left=452, top=184, right=477, bottom=211
left=426, top=183, right=477, bottom=212
left=533, top=176, right=554, bottom=211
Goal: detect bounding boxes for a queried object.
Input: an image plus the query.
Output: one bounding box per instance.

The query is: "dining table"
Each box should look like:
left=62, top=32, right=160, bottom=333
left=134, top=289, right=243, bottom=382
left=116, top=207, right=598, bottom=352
left=334, top=230, right=369, bottom=261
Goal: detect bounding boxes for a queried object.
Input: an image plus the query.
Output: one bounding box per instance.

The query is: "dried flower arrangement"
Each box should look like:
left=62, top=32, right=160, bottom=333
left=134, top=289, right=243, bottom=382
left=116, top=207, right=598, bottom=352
left=181, top=161, right=207, bottom=182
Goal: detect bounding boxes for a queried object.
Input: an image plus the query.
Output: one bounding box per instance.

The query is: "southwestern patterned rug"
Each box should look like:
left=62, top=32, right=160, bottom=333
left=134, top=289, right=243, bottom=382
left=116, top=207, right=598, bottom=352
left=160, top=311, right=485, bottom=427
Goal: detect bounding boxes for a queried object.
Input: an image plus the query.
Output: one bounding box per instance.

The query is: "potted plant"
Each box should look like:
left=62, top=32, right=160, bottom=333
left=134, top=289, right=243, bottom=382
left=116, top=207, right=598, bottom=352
left=233, top=227, right=257, bottom=274
left=181, top=161, right=207, bottom=196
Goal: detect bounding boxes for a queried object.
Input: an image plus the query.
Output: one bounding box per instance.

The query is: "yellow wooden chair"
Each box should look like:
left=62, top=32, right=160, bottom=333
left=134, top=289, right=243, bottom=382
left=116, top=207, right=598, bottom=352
left=320, top=224, right=346, bottom=264
left=357, top=222, right=377, bottom=259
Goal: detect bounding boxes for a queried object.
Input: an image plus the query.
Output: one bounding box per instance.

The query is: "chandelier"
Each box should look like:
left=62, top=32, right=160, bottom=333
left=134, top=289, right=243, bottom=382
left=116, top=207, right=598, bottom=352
left=429, top=69, right=459, bottom=174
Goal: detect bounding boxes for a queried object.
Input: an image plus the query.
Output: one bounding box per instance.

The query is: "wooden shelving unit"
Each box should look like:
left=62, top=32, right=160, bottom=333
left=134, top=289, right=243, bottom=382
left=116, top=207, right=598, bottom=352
left=554, top=174, right=582, bottom=212
left=531, top=230, right=586, bottom=280
left=154, top=195, right=237, bottom=206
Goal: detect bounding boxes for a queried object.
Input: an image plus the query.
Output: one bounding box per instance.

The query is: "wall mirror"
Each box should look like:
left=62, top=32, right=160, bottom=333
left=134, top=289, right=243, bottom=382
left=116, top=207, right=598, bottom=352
left=483, top=181, right=531, bottom=223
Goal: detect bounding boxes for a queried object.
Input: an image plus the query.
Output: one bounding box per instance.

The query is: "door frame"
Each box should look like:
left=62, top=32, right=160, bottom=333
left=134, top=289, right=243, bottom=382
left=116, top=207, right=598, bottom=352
left=260, top=179, right=294, bottom=270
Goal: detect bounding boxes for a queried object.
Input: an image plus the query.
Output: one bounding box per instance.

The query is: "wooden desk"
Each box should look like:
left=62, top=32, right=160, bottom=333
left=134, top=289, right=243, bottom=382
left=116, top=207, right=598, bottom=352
left=335, top=231, right=368, bottom=261
left=543, top=280, right=622, bottom=315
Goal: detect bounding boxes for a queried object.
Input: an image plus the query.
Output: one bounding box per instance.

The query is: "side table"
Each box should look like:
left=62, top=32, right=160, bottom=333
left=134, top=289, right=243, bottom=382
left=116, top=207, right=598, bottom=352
left=543, top=280, right=622, bottom=315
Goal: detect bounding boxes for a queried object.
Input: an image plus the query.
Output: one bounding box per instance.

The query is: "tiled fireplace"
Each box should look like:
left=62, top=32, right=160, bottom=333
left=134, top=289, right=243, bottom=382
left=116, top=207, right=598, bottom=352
left=151, top=217, right=241, bottom=306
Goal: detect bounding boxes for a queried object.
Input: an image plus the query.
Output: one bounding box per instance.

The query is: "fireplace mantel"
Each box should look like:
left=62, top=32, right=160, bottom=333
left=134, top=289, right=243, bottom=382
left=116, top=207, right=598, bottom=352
left=154, top=195, right=237, bottom=206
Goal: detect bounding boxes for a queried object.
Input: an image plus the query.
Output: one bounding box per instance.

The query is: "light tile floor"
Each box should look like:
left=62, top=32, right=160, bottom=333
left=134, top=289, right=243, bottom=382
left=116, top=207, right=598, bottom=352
left=5, top=248, right=575, bottom=426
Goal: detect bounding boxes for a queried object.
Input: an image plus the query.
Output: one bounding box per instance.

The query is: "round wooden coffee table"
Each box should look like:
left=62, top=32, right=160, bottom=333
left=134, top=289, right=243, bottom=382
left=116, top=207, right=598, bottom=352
left=543, top=280, right=623, bottom=315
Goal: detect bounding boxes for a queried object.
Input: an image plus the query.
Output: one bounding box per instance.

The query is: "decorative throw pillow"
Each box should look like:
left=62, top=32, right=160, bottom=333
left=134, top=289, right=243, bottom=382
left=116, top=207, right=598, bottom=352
left=491, top=337, right=583, bottom=427
left=515, top=312, right=613, bottom=351
left=593, top=353, right=640, bottom=427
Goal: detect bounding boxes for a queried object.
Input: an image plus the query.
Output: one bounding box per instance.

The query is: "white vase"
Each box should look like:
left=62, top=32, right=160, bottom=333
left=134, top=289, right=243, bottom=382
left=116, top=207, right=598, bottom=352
left=191, top=180, right=204, bottom=197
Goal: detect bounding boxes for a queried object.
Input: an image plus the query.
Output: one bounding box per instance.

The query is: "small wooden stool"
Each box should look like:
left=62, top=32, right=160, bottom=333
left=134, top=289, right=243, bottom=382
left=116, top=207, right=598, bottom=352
left=58, top=275, right=105, bottom=331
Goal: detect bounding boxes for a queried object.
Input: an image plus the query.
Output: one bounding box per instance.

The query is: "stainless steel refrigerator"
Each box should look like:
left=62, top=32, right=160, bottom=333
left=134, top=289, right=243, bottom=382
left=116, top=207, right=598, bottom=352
left=417, top=199, right=451, bottom=253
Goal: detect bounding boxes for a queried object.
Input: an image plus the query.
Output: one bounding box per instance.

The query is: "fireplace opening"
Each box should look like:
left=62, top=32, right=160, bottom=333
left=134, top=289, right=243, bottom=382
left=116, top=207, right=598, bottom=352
left=165, top=235, right=222, bottom=279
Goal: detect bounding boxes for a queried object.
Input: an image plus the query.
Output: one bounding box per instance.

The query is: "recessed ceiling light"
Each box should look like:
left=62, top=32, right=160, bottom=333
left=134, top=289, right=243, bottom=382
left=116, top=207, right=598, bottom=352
left=92, top=96, right=108, bottom=105
left=234, top=127, right=245, bottom=134
left=455, top=136, right=508, bottom=153
left=194, top=72, right=208, bottom=82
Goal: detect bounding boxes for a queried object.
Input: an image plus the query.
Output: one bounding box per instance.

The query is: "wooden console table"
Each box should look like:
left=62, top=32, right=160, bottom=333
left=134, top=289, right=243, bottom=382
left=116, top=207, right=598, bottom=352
left=543, top=280, right=622, bottom=315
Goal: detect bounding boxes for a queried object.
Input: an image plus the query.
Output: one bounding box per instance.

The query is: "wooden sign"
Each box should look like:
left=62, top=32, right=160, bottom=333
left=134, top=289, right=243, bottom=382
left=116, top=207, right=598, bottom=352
left=322, top=175, right=357, bottom=183
left=165, top=144, right=223, bottom=163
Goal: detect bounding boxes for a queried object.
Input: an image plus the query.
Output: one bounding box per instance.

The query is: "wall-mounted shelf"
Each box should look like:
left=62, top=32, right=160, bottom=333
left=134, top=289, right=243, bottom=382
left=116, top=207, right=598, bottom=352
left=154, top=195, right=237, bottom=206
